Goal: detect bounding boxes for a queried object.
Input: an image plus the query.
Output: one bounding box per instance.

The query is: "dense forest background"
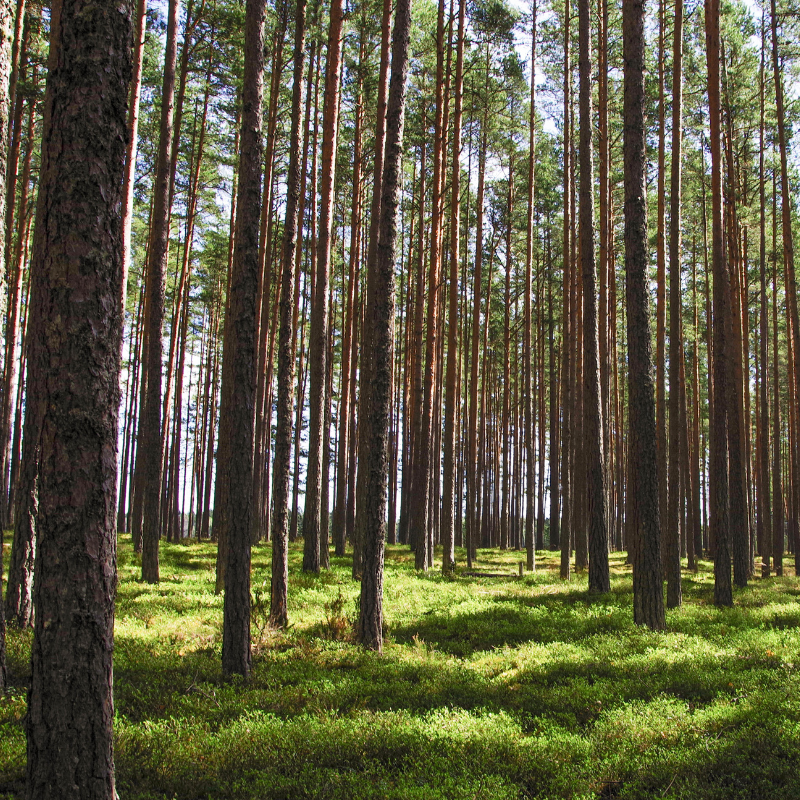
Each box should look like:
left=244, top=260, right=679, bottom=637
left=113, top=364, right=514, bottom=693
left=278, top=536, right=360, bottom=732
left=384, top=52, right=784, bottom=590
left=2, top=0, right=800, bottom=628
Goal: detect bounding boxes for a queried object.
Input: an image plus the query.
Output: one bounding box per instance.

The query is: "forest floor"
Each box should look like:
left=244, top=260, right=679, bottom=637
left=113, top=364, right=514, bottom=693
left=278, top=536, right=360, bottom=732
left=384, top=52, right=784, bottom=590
left=2, top=539, right=800, bottom=799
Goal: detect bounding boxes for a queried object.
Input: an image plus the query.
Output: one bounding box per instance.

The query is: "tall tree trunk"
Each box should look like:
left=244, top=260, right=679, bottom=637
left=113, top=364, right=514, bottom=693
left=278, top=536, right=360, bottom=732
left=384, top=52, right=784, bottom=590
left=25, top=0, right=131, bottom=791
left=666, top=0, right=684, bottom=608
left=121, top=0, right=147, bottom=299
left=332, top=27, right=364, bottom=557
left=579, top=0, right=609, bottom=593
left=353, top=0, right=392, bottom=579
left=0, top=0, right=8, bottom=688
left=525, top=2, right=537, bottom=570
left=440, top=0, right=466, bottom=574
left=411, top=0, right=446, bottom=572
left=303, top=0, right=344, bottom=572
left=137, top=0, right=180, bottom=583
left=559, top=0, right=572, bottom=581
left=655, top=0, right=667, bottom=548
left=772, top=172, right=784, bottom=576
left=706, top=0, right=732, bottom=606
left=501, top=158, right=514, bottom=552
left=758, top=10, right=771, bottom=576
left=359, top=0, right=410, bottom=651
left=623, top=0, right=665, bottom=629
left=771, top=0, right=799, bottom=576
left=270, top=0, right=307, bottom=627
left=215, top=0, right=265, bottom=678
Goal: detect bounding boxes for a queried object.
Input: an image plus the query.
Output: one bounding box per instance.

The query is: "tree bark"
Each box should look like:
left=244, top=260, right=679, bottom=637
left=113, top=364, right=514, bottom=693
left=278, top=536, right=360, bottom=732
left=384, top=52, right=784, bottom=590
left=215, top=0, right=266, bottom=679
left=579, top=0, right=609, bottom=593
left=303, top=0, right=343, bottom=572
left=24, top=0, right=131, bottom=792
left=623, top=0, right=665, bottom=629
left=441, top=0, right=466, bottom=574
left=705, top=0, right=732, bottom=606
left=666, top=0, right=684, bottom=608
left=137, top=0, right=180, bottom=583
left=270, top=0, right=307, bottom=627
left=525, top=2, right=537, bottom=570
left=359, top=0, right=409, bottom=652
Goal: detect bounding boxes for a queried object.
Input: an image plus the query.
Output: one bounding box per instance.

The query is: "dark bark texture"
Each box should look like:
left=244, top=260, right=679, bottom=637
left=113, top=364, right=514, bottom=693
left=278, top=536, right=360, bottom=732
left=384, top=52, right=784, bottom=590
left=24, top=0, right=132, bottom=794
left=218, top=0, right=266, bottom=678
left=579, top=0, right=609, bottom=594
left=623, top=0, right=665, bottom=630
left=270, top=0, right=307, bottom=627
left=359, top=0, right=410, bottom=652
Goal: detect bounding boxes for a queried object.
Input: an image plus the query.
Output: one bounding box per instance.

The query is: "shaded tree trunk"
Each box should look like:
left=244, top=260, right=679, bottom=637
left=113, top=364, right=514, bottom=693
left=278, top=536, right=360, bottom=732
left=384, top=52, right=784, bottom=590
left=666, top=0, right=684, bottom=608
left=303, top=0, right=344, bottom=572
left=359, top=0, right=410, bottom=651
left=216, top=0, right=266, bottom=679
left=270, top=0, right=307, bottom=627
left=137, top=0, right=180, bottom=583
left=705, top=0, right=732, bottom=606
left=25, top=0, right=131, bottom=792
left=579, top=0, right=609, bottom=593
left=623, top=0, right=665, bottom=630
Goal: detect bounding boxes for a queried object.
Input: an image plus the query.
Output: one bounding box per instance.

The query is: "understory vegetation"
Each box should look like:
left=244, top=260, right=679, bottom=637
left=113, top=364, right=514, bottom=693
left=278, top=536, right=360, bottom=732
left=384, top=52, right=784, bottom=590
left=2, top=540, right=800, bottom=799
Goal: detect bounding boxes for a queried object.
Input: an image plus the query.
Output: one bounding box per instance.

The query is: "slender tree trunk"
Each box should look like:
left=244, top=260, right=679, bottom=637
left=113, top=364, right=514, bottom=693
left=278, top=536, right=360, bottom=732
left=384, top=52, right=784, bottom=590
left=771, top=0, right=799, bottom=576
left=359, top=0, right=410, bottom=651
left=759, top=11, right=771, bottom=576
left=579, top=0, right=609, bottom=593
left=560, top=0, right=572, bottom=581
left=0, top=0, right=8, bottom=678
left=303, top=0, right=343, bottom=572
left=441, top=0, right=465, bottom=574
left=25, top=0, right=131, bottom=791
left=525, top=2, right=537, bottom=570
left=666, top=0, right=684, bottom=607
left=772, top=172, right=784, bottom=576
left=655, top=0, right=667, bottom=548
left=623, top=0, right=665, bottom=629
left=137, top=0, right=180, bottom=583
left=270, top=0, right=307, bottom=627
left=121, top=0, right=147, bottom=299
left=706, top=0, right=732, bottom=606
left=332, top=28, right=364, bottom=557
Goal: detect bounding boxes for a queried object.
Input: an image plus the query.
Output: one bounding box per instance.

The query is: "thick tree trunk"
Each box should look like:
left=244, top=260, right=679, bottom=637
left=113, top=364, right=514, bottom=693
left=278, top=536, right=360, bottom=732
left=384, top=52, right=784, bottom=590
left=24, top=0, right=131, bottom=792
left=359, top=0, right=409, bottom=651
left=623, top=0, right=665, bottom=630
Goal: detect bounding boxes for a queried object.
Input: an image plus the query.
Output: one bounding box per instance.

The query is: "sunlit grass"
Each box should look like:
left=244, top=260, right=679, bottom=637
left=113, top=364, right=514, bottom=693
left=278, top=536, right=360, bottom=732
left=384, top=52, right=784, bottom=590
left=2, top=537, right=800, bottom=798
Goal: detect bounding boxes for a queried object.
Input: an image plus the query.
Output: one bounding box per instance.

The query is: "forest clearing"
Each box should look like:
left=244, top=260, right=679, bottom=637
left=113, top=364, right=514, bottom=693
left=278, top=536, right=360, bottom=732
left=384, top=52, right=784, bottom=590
left=3, top=540, right=800, bottom=800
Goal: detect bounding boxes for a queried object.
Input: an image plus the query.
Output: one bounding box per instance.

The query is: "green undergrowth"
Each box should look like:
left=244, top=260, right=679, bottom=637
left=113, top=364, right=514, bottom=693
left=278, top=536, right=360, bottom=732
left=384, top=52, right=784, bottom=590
left=2, top=539, right=800, bottom=799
